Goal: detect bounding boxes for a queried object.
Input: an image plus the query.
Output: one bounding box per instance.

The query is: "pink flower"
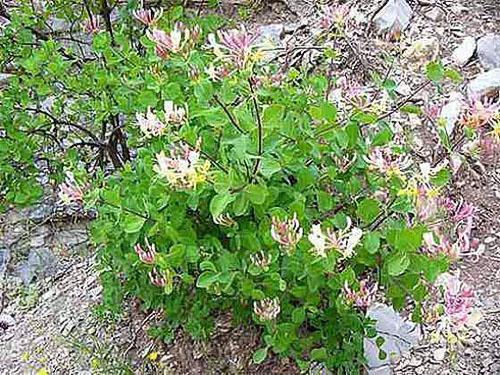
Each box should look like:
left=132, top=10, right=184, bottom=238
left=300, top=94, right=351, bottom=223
left=58, top=171, right=85, bottom=205
left=147, top=23, right=198, bottom=58
left=424, top=103, right=442, bottom=121
left=364, top=147, right=412, bottom=178
left=133, top=8, right=163, bottom=26
left=308, top=220, right=362, bottom=258
left=163, top=100, right=186, bottom=124
left=134, top=240, right=156, bottom=264
left=270, top=214, right=303, bottom=253
left=415, top=186, right=440, bottom=222
left=136, top=107, right=166, bottom=137
left=149, top=267, right=167, bottom=287
left=444, top=276, right=475, bottom=327
left=153, top=141, right=210, bottom=189
left=343, top=279, right=378, bottom=309
left=460, top=95, right=499, bottom=129
left=319, top=5, right=350, bottom=30
left=422, top=232, right=459, bottom=259
left=208, top=26, right=260, bottom=69
left=82, top=15, right=101, bottom=35
left=452, top=200, right=475, bottom=223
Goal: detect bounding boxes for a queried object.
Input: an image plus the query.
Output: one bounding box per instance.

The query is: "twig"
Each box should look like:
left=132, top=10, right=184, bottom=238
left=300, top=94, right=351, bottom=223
left=248, top=78, right=263, bottom=179
left=213, top=95, right=244, bottom=134
left=123, top=311, right=159, bottom=357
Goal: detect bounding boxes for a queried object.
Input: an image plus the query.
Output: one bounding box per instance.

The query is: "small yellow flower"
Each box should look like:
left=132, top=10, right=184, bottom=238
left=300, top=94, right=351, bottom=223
left=21, top=352, right=30, bottom=361
left=148, top=351, right=159, bottom=361
left=37, top=368, right=49, bottom=375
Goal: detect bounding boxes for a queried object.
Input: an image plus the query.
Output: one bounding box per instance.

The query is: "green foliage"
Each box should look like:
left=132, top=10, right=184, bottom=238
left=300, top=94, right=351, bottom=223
left=0, top=2, right=452, bottom=373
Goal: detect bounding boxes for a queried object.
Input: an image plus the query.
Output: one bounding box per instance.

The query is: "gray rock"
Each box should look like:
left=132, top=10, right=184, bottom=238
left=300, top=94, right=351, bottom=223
left=17, top=247, right=57, bottom=285
left=368, top=365, right=392, bottom=375
left=54, top=229, right=88, bottom=248
left=0, top=313, right=15, bottom=329
left=0, top=247, right=10, bottom=275
left=28, top=203, right=54, bottom=223
left=373, top=0, right=413, bottom=35
left=258, top=24, right=284, bottom=46
left=468, top=69, right=500, bottom=97
left=451, top=36, right=476, bottom=66
left=0, top=73, right=14, bottom=88
left=364, top=303, right=421, bottom=370
left=424, top=7, right=443, bottom=22
left=477, top=34, right=500, bottom=70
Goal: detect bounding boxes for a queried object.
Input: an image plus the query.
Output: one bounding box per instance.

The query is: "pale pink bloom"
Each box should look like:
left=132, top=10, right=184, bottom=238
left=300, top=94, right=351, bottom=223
left=163, top=100, right=186, bottom=124
left=308, top=221, right=362, bottom=258
left=364, top=147, right=412, bottom=178
left=343, top=279, right=378, bottom=309
left=134, top=240, right=156, bottom=264
left=133, top=8, right=163, bottom=26
left=319, top=5, right=350, bottom=30
left=136, top=107, right=166, bottom=137
left=424, top=103, right=442, bottom=121
left=82, top=15, right=101, bottom=35
left=422, top=232, right=459, bottom=259
left=271, top=213, right=303, bottom=253
left=208, top=26, right=260, bottom=69
left=213, top=213, right=236, bottom=227
left=58, top=171, right=85, bottom=205
left=460, top=95, right=499, bottom=129
left=444, top=275, right=475, bottom=327
left=253, top=297, right=280, bottom=320
left=480, top=135, right=500, bottom=164
left=250, top=251, right=272, bottom=269
left=147, top=23, right=198, bottom=58
left=204, top=64, right=231, bottom=81
left=153, top=141, right=209, bottom=189
left=149, top=267, right=167, bottom=287
left=452, top=200, right=475, bottom=223
left=416, top=186, right=440, bottom=222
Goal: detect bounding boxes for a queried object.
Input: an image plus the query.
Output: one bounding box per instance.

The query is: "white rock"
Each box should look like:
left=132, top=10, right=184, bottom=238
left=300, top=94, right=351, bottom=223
left=433, top=347, right=447, bottom=361
left=477, top=33, right=500, bottom=70
left=451, top=37, right=477, bottom=66
left=424, top=7, right=443, bottom=21
left=439, top=92, right=464, bottom=135
left=373, top=0, right=413, bottom=35
left=0, top=313, right=15, bottom=328
left=468, top=69, right=500, bottom=98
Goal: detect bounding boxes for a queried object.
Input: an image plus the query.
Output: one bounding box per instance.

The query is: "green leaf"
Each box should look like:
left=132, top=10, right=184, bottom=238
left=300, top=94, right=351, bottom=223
left=311, top=347, right=328, bottom=361
left=387, top=251, right=410, bottom=276
left=317, top=190, right=333, bottom=212
left=209, top=193, right=235, bottom=218
left=260, top=158, right=281, bottom=178
left=121, top=214, right=146, bottom=233
left=291, top=307, right=306, bottom=324
left=356, top=198, right=381, bottom=224
left=400, top=104, right=422, bottom=115
left=244, top=184, right=268, bottom=205
left=431, top=168, right=451, bottom=186
left=426, top=61, right=444, bottom=82
left=444, top=68, right=463, bottom=83
left=137, top=90, right=158, bottom=108
left=372, top=128, right=393, bottom=146
left=200, top=260, right=217, bottom=272
left=263, top=104, right=285, bottom=127
left=364, top=232, right=381, bottom=254
left=310, top=102, right=337, bottom=122
left=196, top=271, right=218, bottom=288
left=252, top=348, right=268, bottom=364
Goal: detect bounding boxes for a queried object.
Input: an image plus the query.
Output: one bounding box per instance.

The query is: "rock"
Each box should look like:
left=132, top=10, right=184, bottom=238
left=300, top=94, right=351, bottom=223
left=396, top=82, right=411, bottom=96
left=28, top=202, right=54, bottom=223
left=0, top=313, right=15, bottom=329
left=368, top=365, right=392, bottom=375
left=451, top=37, right=476, bottom=66
left=0, top=73, right=14, bottom=88
left=403, top=37, right=439, bottom=70
left=54, top=229, right=88, bottom=249
left=257, top=24, right=284, bottom=46
left=17, top=247, right=58, bottom=285
left=477, top=34, right=500, bottom=70
left=424, top=7, right=443, bottom=22
left=364, top=303, right=421, bottom=370
left=433, top=347, right=446, bottom=361
left=468, top=69, right=500, bottom=98
left=0, top=247, right=10, bottom=275
left=373, top=0, right=413, bottom=36
left=440, top=92, right=464, bottom=135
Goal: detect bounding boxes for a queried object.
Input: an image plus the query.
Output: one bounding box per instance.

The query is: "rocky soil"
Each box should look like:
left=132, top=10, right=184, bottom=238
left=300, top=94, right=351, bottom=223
left=1, top=0, right=499, bottom=374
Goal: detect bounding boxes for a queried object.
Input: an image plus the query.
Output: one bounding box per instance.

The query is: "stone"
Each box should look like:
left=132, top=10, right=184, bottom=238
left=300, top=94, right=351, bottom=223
left=373, top=0, right=413, bottom=35
left=477, top=34, right=500, bottom=70
left=368, top=365, right=392, bottom=375
left=0, top=73, right=14, bottom=88
left=424, top=7, right=443, bottom=21
left=0, top=247, right=10, bottom=275
left=440, top=92, right=464, bottom=135
left=433, top=347, right=446, bottom=361
left=451, top=37, right=477, bottom=66
left=364, top=303, right=422, bottom=370
left=28, top=203, right=54, bottom=223
left=468, top=69, right=500, bottom=98
left=54, top=229, right=88, bottom=248
left=0, top=313, right=15, bottom=329
left=258, top=24, right=284, bottom=46
left=17, top=247, right=58, bottom=285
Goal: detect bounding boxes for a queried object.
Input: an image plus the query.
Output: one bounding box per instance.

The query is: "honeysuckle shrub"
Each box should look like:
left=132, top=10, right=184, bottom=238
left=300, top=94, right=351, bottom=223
left=1, top=1, right=494, bottom=372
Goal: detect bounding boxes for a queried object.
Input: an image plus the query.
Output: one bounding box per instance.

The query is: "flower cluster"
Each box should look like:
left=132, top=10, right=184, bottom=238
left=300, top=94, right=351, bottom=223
left=253, top=297, right=280, bottom=321
left=343, top=279, right=378, bottom=309
left=153, top=141, right=210, bottom=189
left=270, top=214, right=304, bottom=253
left=213, top=213, right=236, bottom=227
left=208, top=26, right=261, bottom=69
left=460, top=95, right=499, bottom=129
left=133, top=7, right=163, bottom=26
left=149, top=267, right=167, bottom=287
left=147, top=22, right=200, bottom=59
left=319, top=5, right=350, bottom=30
left=134, top=240, right=156, bottom=264
left=136, top=107, right=166, bottom=138
left=364, top=147, right=412, bottom=179
left=308, top=220, right=363, bottom=259
left=58, top=171, right=85, bottom=205
left=250, top=251, right=272, bottom=269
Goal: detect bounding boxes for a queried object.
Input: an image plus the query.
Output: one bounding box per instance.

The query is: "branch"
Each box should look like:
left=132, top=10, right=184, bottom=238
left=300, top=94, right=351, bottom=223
left=213, top=94, right=244, bottom=134
left=248, top=78, right=263, bottom=179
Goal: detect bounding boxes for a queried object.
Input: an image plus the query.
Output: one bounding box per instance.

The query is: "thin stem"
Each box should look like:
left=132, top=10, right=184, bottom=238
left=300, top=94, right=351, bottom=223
left=213, top=95, right=244, bottom=134
left=248, top=78, right=263, bottom=178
